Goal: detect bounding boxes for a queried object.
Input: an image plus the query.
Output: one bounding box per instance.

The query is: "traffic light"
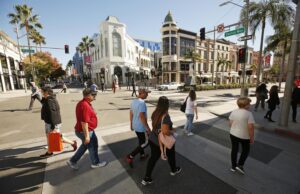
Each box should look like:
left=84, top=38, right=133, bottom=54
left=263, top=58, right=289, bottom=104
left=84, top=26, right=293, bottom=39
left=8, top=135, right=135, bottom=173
left=64, top=45, right=69, bottom=54
left=238, top=48, right=246, bottom=63
left=200, top=28, right=205, bottom=40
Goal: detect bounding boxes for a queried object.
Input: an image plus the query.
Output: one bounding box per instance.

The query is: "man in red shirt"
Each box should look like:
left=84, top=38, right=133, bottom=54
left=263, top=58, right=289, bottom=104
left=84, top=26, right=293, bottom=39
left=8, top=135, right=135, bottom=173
left=67, top=88, right=107, bottom=170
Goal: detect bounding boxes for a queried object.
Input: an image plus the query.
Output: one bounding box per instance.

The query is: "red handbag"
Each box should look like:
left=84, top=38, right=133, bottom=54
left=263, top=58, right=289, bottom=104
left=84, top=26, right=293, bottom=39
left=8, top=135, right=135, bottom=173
left=48, top=132, right=63, bottom=152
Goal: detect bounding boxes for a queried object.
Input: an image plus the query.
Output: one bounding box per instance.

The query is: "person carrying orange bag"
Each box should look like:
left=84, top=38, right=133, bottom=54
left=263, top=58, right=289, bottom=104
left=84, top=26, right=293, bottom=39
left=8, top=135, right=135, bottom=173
left=40, top=86, right=77, bottom=158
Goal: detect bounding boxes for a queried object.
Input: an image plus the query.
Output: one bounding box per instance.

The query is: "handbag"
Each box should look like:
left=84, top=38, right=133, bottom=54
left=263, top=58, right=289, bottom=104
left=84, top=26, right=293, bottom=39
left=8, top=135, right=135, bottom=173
left=158, top=115, right=176, bottom=149
left=180, top=97, right=188, bottom=113
left=48, top=131, right=63, bottom=152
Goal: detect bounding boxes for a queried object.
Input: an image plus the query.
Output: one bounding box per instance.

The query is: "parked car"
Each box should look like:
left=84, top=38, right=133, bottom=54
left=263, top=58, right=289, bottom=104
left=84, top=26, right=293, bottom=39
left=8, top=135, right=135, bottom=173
left=202, top=82, right=216, bottom=86
left=158, top=82, right=183, bottom=91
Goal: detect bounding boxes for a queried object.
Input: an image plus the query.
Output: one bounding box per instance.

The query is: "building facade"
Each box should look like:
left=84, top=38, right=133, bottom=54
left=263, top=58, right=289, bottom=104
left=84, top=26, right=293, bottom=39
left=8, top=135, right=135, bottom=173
left=88, top=16, right=154, bottom=86
left=161, top=11, right=256, bottom=84
left=0, top=30, right=25, bottom=92
left=72, top=47, right=84, bottom=81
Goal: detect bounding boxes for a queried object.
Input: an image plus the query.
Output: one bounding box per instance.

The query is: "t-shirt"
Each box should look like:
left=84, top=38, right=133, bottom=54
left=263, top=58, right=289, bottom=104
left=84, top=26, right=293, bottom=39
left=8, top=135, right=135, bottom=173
left=75, top=99, right=98, bottom=132
left=229, top=109, right=255, bottom=139
left=185, top=97, right=197, bottom=114
left=149, top=114, right=173, bottom=145
left=131, top=98, right=147, bottom=132
left=90, top=84, right=98, bottom=91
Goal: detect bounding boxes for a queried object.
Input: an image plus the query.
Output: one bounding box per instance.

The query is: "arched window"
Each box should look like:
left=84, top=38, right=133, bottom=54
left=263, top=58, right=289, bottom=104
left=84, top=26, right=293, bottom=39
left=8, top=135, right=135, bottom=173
left=112, top=32, right=122, bottom=57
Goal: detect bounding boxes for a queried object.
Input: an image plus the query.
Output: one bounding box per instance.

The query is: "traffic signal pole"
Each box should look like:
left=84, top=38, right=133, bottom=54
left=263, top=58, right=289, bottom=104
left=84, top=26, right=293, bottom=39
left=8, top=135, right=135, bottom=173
left=241, top=0, right=249, bottom=97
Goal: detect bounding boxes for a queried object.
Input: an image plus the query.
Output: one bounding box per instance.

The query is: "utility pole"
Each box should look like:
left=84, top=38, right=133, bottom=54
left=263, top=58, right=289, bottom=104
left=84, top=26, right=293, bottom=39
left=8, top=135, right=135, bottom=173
left=241, top=0, right=249, bottom=97
left=212, top=26, right=216, bottom=86
left=15, top=26, right=27, bottom=93
left=279, top=0, right=300, bottom=127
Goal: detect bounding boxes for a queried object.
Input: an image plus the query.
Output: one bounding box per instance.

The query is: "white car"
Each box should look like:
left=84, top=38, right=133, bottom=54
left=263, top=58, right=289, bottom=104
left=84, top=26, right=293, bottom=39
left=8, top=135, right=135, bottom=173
left=158, top=82, right=183, bottom=91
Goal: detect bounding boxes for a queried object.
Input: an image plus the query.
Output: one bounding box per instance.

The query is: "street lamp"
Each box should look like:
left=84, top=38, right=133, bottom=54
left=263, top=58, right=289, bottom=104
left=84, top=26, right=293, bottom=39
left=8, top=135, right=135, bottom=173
left=220, top=0, right=249, bottom=97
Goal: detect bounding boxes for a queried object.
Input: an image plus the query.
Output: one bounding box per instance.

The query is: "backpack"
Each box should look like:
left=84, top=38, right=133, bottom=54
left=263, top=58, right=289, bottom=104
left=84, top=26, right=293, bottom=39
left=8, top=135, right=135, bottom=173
left=180, top=97, right=188, bottom=113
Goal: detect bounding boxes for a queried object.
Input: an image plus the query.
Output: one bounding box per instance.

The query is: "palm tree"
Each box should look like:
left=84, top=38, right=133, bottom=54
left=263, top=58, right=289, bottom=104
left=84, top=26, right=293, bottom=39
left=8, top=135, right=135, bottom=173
left=217, top=58, right=232, bottom=84
left=78, top=36, right=95, bottom=79
left=184, top=49, right=202, bottom=83
left=29, top=29, right=46, bottom=51
left=266, top=22, right=292, bottom=91
left=8, top=4, right=43, bottom=80
left=240, top=0, right=294, bottom=86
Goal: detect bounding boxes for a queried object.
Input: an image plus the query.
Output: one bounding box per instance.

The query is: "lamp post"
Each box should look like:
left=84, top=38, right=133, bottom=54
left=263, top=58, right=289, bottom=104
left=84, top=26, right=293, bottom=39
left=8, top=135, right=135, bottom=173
left=220, top=0, right=249, bottom=97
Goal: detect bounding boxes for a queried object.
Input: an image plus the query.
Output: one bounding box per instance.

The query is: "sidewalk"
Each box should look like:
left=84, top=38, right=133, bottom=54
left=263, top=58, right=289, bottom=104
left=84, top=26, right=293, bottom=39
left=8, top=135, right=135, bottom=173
left=0, top=89, right=29, bottom=102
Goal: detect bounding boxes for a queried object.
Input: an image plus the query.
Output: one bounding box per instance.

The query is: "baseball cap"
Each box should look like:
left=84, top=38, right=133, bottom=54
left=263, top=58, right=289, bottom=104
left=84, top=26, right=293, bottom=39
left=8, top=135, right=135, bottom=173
left=83, top=88, right=98, bottom=96
left=138, top=88, right=151, bottom=94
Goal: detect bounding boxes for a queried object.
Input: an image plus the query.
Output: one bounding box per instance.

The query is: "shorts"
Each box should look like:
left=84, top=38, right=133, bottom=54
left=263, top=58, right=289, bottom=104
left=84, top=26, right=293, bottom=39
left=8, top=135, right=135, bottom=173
left=45, top=123, right=62, bottom=134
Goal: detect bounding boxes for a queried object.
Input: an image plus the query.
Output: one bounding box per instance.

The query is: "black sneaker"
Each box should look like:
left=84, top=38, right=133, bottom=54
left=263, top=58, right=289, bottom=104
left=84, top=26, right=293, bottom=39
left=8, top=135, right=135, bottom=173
left=140, top=154, right=149, bottom=161
left=40, top=152, right=53, bottom=158
left=141, top=177, right=153, bottom=186
left=170, top=167, right=182, bottom=176
left=236, top=166, right=245, bottom=175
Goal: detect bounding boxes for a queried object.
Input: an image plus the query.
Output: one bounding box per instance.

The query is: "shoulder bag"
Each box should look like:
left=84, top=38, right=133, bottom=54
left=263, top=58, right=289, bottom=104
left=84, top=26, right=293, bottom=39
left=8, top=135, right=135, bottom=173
left=158, top=114, right=176, bottom=149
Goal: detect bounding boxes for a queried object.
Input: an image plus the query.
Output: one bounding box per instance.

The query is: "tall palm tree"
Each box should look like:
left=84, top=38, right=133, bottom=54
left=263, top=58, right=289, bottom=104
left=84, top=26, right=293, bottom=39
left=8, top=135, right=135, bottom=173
left=29, top=29, right=46, bottom=51
left=78, top=36, right=95, bottom=79
left=217, top=58, right=232, bottom=84
left=184, top=49, right=202, bottom=83
left=8, top=4, right=43, bottom=80
left=266, top=22, right=292, bottom=91
left=240, top=0, right=294, bottom=86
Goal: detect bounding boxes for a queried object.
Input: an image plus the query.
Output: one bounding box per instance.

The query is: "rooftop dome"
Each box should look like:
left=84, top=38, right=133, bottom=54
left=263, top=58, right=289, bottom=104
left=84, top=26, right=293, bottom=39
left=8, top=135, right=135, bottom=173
left=105, top=16, right=120, bottom=23
left=164, top=11, right=174, bottom=23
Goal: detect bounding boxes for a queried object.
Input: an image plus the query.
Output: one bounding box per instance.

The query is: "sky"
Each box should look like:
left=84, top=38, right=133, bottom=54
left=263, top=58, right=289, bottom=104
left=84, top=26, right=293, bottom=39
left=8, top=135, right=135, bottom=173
left=0, top=0, right=295, bottom=67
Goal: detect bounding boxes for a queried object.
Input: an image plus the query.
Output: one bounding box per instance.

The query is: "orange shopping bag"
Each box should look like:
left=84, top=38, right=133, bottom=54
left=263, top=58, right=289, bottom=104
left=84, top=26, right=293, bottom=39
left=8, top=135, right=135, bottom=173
left=48, top=132, right=63, bottom=152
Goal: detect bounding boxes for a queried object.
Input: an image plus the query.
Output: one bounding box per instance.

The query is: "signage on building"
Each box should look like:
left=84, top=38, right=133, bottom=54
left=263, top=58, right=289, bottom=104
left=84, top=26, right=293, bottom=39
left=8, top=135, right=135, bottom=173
left=21, top=49, right=35, bottom=53
left=217, top=24, right=225, bottom=33
left=238, top=35, right=253, bottom=41
left=264, top=53, right=271, bottom=68
left=84, top=56, right=92, bottom=64
left=224, top=27, right=245, bottom=37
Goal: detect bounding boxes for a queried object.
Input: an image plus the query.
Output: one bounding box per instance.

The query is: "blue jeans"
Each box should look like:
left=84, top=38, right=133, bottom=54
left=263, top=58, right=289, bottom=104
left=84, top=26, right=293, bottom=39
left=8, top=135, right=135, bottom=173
left=184, top=114, right=194, bottom=133
left=70, top=131, right=100, bottom=165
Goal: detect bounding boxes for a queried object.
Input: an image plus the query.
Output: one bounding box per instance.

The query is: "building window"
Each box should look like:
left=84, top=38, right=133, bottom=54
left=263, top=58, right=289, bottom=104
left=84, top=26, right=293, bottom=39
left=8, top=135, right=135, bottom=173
left=180, top=37, right=195, bottom=57
left=163, top=62, right=169, bottom=71
left=163, top=31, right=169, bottom=35
left=0, top=55, right=7, bottom=68
left=171, top=31, right=176, bottom=34
left=171, top=37, right=176, bottom=55
left=163, top=37, right=169, bottom=55
left=222, top=46, right=224, bottom=50
left=9, top=57, right=15, bottom=70
left=204, top=63, right=208, bottom=72
left=204, top=51, right=208, bottom=59
left=112, top=32, right=122, bottom=57
left=100, top=35, right=104, bottom=57
left=105, top=38, right=109, bottom=57
left=171, top=62, right=176, bottom=71
left=210, top=52, right=214, bottom=59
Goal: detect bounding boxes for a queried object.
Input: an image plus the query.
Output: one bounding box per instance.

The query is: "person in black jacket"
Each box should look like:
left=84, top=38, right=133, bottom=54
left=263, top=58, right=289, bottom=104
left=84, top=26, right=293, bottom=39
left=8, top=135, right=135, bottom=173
left=291, top=84, right=300, bottom=123
left=255, top=83, right=268, bottom=111
left=40, top=86, right=77, bottom=158
left=264, top=85, right=280, bottom=122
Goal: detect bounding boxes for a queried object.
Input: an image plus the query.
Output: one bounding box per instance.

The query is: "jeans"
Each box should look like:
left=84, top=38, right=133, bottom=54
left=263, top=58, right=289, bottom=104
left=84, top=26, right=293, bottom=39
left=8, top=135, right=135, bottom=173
left=184, top=114, right=194, bottom=133
left=29, top=95, right=41, bottom=109
left=230, top=134, right=250, bottom=168
left=70, top=131, right=100, bottom=165
left=145, top=141, right=176, bottom=178
left=129, top=131, right=148, bottom=157
left=255, top=96, right=265, bottom=110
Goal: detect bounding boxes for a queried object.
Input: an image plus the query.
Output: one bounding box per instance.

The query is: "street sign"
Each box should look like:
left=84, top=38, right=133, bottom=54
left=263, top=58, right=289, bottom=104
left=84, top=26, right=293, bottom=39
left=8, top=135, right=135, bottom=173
left=238, top=35, right=253, bottom=41
left=217, top=24, right=225, bottom=33
left=224, top=27, right=245, bottom=37
left=21, top=49, right=35, bottom=53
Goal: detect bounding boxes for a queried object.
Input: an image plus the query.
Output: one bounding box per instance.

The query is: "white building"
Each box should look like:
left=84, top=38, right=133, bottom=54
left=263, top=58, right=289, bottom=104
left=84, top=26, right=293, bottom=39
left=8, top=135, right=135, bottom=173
left=0, top=30, right=25, bottom=92
left=89, top=16, right=153, bottom=86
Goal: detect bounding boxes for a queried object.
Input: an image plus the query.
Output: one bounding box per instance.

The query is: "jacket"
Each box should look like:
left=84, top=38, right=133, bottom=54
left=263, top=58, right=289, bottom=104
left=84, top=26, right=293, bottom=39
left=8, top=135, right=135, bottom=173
left=292, top=87, right=300, bottom=104
left=41, top=95, right=62, bottom=129
left=267, top=92, right=280, bottom=109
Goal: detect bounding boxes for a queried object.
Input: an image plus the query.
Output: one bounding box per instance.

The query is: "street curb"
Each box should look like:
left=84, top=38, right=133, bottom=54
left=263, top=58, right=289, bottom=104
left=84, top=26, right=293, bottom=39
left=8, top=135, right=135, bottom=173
left=209, top=111, right=300, bottom=141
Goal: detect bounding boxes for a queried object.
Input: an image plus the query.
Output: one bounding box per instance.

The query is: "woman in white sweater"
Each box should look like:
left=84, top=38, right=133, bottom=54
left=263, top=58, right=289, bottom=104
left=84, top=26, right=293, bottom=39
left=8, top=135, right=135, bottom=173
left=229, top=97, right=255, bottom=175
left=184, top=90, right=198, bottom=136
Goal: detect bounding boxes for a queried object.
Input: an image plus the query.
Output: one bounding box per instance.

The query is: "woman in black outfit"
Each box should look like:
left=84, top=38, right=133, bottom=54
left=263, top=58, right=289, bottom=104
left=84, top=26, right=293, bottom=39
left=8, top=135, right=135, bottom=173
left=141, top=96, right=181, bottom=186
left=264, top=85, right=280, bottom=122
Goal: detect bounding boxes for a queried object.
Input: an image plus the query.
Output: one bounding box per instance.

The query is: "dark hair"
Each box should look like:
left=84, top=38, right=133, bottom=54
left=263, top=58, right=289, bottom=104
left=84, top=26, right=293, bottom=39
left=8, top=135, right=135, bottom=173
left=189, top=90, right=196, bottom=101
left=41, top=86, right=53, bottom=96
left=151, top=96, right=169, bottom=129
left=269, top=85, right=278, bottom=94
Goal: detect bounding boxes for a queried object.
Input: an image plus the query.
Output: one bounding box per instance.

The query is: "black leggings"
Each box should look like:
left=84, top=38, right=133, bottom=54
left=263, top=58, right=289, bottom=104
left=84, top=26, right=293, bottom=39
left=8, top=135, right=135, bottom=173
left=129, top=131, right=148, bottom=157
left=230, top=134, right=250, bottom=168
left=291, top=102, right=298, bottom=121
left=265, top=106, right=276, bottom=119
left=145, top=140, right=176, bottom=178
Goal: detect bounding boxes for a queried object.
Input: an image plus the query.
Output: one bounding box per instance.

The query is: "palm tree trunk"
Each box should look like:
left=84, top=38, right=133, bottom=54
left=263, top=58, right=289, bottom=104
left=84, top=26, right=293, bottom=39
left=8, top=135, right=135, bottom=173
left=278, top=40, right=287, bottom=92
left=256, top=18, right=266, bottom=86
left=25, top=24, right=35, bottom=82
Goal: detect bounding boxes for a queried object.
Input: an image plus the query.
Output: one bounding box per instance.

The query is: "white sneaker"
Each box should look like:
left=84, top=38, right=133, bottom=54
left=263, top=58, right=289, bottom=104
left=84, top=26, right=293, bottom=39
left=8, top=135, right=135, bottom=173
left=91, top=161, right=107, bottom=168
left=187, top=132, right=194, bottom=136
left=67, top=160, right=79, bottom=170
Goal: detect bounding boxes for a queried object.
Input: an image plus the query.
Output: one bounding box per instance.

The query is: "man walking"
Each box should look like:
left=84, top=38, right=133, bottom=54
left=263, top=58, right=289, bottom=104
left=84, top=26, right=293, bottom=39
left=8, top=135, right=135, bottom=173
left=126, top=88, right=151, bottom=168
left=131, top=77, right=137, bottom=97
left=28, top=82, right=41, bottom=110
left=291, top=81, right=300, bottom=122
left=67, top=88, right=107, bottom=170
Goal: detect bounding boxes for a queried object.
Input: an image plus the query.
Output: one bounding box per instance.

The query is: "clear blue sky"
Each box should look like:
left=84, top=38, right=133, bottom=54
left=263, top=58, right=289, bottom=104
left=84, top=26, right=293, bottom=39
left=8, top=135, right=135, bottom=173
left=0, top=0, right=293, bottom=67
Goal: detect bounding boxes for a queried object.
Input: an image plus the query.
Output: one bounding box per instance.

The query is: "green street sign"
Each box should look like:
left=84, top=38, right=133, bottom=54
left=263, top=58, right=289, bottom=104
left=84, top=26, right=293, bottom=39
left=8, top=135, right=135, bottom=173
left=225, top=27, right=245, bottom=37
left=21, top=49, right=35, bottom=53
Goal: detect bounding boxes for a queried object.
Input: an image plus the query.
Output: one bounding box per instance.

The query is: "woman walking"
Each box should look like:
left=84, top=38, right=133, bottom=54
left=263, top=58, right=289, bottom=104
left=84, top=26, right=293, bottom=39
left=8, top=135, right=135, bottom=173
left=184, top=90, right=198, bottom=136
left=142, top=96, right=181, bottom=186
left=229, top=97, right=255, bottom=175
left=265, top=85, right=280, bottom=122
left=39, top=86, right=77, bottom=158
left=254, top=83, right=268, bottom=111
